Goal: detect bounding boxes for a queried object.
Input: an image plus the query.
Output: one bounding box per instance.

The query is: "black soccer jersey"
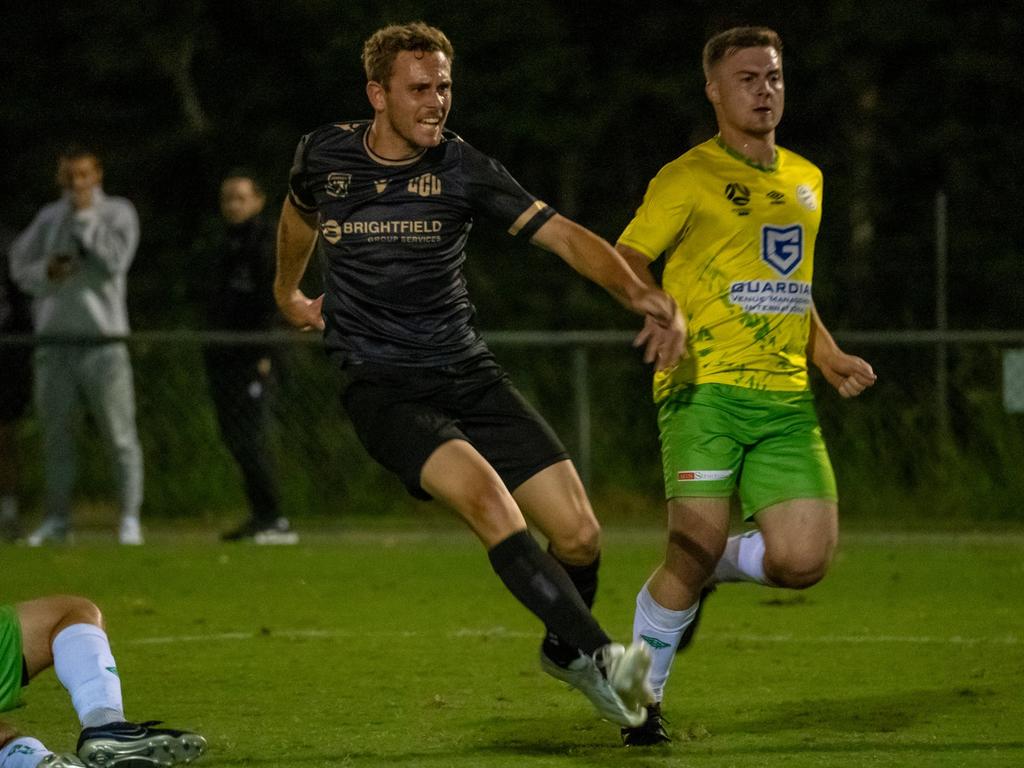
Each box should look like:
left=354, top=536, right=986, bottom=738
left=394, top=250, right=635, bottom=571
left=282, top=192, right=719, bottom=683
left=288, top=120, right=556, bottom=367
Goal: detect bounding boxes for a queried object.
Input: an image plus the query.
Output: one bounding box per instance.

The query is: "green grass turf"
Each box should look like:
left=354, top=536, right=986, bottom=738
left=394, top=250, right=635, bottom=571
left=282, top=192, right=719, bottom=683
left=3, top=525, right=1023, bottom=767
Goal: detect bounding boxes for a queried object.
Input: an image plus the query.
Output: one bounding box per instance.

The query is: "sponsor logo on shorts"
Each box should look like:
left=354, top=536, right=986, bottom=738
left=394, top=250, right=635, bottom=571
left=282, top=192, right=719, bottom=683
left=677, top=470, right=733, bottom=481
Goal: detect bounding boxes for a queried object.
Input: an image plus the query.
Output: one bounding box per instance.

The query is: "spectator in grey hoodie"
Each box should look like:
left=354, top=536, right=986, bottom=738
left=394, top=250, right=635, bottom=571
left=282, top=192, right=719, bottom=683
left=8, top=147, right=144, bottom=546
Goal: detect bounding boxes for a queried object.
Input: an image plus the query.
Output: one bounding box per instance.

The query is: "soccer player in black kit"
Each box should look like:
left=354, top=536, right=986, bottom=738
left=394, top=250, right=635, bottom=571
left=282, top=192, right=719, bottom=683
left=274, top=21, right=684, bottom=729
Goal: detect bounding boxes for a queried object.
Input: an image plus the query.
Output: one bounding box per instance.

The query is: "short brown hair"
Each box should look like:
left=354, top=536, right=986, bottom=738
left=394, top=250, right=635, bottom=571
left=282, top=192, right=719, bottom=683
left=362, top=21, right=454, bottom=86
left=702, top=27, right=782, bottom=79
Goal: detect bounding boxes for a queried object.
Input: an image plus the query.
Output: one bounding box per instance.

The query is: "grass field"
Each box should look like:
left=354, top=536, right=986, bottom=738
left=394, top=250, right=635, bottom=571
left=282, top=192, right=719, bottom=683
left=3, top=523, right=1023, bottom=767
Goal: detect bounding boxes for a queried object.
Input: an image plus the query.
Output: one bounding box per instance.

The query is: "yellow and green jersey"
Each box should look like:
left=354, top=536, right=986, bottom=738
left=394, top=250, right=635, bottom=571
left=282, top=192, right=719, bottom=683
left=619, top=137, right=823, bottom=401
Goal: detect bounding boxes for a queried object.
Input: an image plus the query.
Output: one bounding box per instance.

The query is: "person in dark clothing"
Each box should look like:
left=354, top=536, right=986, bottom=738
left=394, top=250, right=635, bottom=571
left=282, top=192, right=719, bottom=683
left=203, top=172, right=296, bottom=544
left=1, top=226, right=33, bottom=542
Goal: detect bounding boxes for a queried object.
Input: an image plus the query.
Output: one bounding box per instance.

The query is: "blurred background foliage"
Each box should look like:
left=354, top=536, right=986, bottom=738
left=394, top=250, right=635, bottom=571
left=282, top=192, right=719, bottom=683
left=2, top=1, right=1022, bottom=525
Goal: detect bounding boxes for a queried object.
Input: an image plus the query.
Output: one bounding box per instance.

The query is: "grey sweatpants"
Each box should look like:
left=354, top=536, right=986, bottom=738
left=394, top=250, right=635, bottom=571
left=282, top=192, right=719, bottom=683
left=33, top=343, right=144, bottom=525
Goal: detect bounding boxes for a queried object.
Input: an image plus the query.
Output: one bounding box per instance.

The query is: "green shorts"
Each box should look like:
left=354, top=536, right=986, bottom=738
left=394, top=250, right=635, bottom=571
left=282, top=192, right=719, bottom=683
left=658, top=383, right=837, bottom=519
left=0, top=604, right=25, bottom=712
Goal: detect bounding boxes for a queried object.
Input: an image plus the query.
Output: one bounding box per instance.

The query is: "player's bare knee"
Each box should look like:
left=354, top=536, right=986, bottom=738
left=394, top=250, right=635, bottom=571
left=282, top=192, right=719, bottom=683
left=0, top=719, right=20, bottom=749
left=549, top=519, right=601, bottom=564
left=765, top=552, right=830, bottom=589
left=58, top=594, right=105, bottom=632
left=462, top=478, right=519, bottom=530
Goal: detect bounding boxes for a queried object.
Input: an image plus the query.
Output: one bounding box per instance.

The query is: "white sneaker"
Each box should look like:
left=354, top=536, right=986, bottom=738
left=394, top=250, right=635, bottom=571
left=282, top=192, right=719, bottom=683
left=26, top=518, right=71, bottom=547
left=540, top=641, right=652, bottom=727
left=118, top=517, right=144, bottom=545
left=252, top=517, right=299, bottom=545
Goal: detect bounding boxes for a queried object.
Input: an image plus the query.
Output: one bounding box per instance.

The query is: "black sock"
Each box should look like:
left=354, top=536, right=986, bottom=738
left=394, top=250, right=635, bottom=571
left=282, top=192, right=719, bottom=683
left=488, top=530, right=610, bottom=656
left=543, top=547, right=601, bottom=664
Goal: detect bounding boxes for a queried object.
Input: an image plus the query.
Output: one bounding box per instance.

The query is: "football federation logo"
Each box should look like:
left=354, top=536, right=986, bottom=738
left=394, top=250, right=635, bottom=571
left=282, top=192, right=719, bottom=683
left=761, top=224, right=804, bottom=276
left=796, top=184, right=818, bottom=211
left=325, top=172, right=352, bottom=198
left=724, top=182, right=750, bottom=205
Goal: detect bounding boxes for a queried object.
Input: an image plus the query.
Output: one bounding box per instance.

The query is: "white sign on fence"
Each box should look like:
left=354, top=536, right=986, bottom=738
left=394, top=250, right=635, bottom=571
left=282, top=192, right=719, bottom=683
left=1004, top=349, right=1024, bottom=413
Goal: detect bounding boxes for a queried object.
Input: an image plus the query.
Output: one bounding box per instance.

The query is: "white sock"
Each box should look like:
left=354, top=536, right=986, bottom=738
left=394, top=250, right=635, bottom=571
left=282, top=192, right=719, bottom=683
left=712, top=530, right=771, bottom=585
left=633, top=583, right=699, bottom=701
left=52, top=623, right=125, bottom=728
left=0, top=737, right=52, bottom=768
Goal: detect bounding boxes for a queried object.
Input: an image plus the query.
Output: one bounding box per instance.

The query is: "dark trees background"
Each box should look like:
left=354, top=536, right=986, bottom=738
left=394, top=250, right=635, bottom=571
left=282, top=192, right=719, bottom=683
left=2, top=1, right=1021, bottom=332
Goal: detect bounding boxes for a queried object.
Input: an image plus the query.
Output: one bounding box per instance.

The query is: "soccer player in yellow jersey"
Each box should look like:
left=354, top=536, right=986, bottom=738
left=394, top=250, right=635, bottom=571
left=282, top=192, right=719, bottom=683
left=615, top=27, right=877, bottom=745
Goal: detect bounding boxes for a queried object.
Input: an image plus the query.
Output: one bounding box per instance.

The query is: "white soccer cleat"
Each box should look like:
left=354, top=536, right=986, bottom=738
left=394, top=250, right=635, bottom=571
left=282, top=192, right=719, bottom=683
left=39, top=754, right=87, bottom=767
left=540, top=641, right=652, bottom=727
left=600, top=641, right=655, bottom=713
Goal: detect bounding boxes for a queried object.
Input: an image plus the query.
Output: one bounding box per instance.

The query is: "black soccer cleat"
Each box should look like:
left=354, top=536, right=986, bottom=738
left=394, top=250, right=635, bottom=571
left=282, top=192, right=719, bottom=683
left=77, top=720, right=207, bottom=767
left=676, top=585, right=715, bottom=653
left=621, top=702, right=671, bottom=746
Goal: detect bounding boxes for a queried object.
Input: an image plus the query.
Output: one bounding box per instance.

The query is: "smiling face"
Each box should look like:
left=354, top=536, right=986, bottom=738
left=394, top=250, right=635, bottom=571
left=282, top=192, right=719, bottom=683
left=705, top=45, right=784, bottom=139
left=367, top=49, right=452, bottom=158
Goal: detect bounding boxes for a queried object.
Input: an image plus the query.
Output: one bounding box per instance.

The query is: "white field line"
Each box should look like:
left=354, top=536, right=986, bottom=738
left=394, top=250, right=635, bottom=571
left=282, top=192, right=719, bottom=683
left=125, top=627, right=1021, bottom=647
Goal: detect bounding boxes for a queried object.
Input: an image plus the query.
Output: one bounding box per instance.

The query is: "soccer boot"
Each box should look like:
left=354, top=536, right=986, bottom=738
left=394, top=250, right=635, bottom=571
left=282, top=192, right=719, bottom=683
left=77, top=721, right=206, bottom=767
left=541, top=641, right=652, bottom=727
left=222, top=516, right=298, bottom=545
left=621, top=702, right=671, bottom=746
left=26, top=517, right=71, bottom=546
left=676, top=585, right=716, bottom=653
left=39, top=755, right=87, bottom=767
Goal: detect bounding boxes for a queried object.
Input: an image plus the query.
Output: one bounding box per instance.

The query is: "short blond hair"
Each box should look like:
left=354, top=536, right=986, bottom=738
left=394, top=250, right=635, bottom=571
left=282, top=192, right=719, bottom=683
left=362, top=21, right=454, bottom=86
left=702, top=26, right=782, bottom=79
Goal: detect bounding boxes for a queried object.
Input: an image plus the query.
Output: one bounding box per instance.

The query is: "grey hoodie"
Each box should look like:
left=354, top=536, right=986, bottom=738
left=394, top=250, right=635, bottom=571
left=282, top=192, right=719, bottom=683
left=9, top=187, right=139, bottom=337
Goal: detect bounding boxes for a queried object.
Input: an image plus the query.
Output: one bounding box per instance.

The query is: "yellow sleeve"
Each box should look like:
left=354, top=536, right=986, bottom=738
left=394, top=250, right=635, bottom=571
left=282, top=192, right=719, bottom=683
left=617, top=161, right=696, bottom=261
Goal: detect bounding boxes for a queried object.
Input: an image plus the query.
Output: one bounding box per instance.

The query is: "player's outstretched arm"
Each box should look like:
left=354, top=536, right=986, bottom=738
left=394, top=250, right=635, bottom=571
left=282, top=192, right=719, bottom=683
left=617, top=242, right=689, bottom=368
left=531, top=215, right=684, bottom=370
left=274, top=197, right=325, bottom=331
left=808, top=303, right=877, bottom=398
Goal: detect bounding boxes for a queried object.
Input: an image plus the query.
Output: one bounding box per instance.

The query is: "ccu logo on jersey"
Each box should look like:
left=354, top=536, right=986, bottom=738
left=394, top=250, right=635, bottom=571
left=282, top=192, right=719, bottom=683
left=761, top=224, right=803, bottom=276
left=325, top=172, right=352, bottom=198
left=320, top=219, right=342, bottom=244
left=408, top=173, right=442, bottom=197
left=796, top=184, right=818, bottom=211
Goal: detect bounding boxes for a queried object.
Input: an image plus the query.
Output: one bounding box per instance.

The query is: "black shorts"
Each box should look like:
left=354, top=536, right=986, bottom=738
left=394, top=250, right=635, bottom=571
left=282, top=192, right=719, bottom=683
left=341, top=356, right=569, bottom=500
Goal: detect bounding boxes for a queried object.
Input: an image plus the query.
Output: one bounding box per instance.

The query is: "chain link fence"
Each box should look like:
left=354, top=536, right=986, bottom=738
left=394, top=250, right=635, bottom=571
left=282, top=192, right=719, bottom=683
left=1, top=330, right=1022, bottom=528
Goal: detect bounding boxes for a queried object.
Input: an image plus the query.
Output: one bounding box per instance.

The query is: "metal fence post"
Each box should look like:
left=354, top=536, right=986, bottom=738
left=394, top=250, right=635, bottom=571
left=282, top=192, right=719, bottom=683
left=572, top=345, right=592, bottom=490
left=935, top=190, right=949, bottom=434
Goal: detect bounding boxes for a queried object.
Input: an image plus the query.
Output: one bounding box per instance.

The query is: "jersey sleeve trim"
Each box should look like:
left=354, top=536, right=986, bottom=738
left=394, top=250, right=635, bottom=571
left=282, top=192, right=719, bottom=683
left=287, top=191, right=318, bottom=214
left=507, top=200, right=549, bottom=236
left=614, top=236, right=660, bottom=261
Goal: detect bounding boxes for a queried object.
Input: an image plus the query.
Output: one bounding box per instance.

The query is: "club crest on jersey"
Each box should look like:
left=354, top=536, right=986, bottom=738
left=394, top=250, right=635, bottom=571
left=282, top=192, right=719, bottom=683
left=761, top=224, right=803, bottom=276
left=796, top=184, right=818, bottom=211
left=326, top=172, right=352, bottom=198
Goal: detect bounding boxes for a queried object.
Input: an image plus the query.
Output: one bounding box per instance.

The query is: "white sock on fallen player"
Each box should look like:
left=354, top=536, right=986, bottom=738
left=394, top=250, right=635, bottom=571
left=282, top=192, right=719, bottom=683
left=0, top=737, right=52, bottom=768
left=712, top=530, right=771, bottom=585
left=52, top=624, right=125, bottom=728
left=633, top=583, right=699, bottom=702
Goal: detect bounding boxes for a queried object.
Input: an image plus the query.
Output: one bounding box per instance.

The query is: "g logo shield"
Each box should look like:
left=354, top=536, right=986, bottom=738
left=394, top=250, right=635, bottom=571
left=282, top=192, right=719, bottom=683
left=761, top=224, right=803, bottom=276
